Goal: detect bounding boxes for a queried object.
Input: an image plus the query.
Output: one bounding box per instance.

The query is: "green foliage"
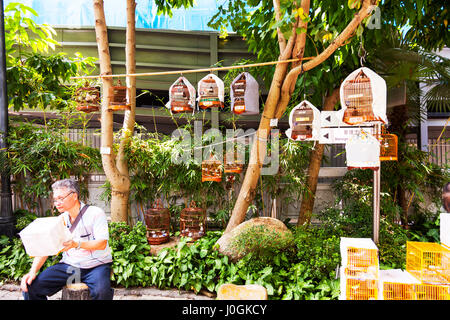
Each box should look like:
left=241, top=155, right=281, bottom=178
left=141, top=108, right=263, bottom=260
left=109, top=222, right=152, bottom=287
left=4, top=2, right=97, bottom=112
left=105, top=222, right=341, bottom=299
left=7, top=121, right=102, bottom=212
left=0, top=235, right=60, bottom=283
left=229, top=224, right=294, bottom=259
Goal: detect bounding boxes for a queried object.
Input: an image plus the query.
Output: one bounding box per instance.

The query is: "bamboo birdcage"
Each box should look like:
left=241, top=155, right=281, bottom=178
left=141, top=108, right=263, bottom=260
left=231, top=75, right=246, bottom=114
left=378, top=130, right=398, bottom=161
left=290, top=101, right=314, bottom=140
left=202, top=154, right=222, bottom=182
left=170, top=78, right=194, bottom=113
left=224, top=152, right=244, bottom=174
left=342, top=69, right=376, bottom=125
left=74, top=83, right=100, bottom=113
left=108, top=80, right=130, bottom=111
left=180, top=201, right=206, bottom=241
left=144, top=199, right=171, bottom=245
left=198, top=75, right=223, bottom=109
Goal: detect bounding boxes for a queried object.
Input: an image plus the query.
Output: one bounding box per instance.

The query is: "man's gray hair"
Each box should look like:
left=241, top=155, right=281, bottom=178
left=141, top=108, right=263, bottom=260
left=51, top=179, right=80, bottom=197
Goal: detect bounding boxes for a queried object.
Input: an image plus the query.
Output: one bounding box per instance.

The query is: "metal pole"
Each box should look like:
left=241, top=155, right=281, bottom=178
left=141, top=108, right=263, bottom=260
left=0, top=0, right=15, bottom=238
left=373, top=122, right=381, bottom=244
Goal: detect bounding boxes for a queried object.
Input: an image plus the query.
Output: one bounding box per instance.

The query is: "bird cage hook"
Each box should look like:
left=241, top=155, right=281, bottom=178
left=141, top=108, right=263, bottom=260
left=358, top=41, right=367, bottom=67
left=301, top=64, right=307, bottom=100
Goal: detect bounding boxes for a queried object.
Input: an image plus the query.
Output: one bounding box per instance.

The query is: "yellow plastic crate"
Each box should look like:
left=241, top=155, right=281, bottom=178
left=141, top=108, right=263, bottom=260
left=383, top=282, right=450, bottom=300
left=344, top=247, right=379, bottom=278
left=406, top=241, right=450, bottom=284
left=345, top=278, right=378, bottom=300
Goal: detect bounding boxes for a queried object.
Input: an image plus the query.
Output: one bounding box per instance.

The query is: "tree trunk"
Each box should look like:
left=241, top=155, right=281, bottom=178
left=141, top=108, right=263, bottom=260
left=225, top=0, right=377, bottom=233
left=92, top=0, right=136, bottom=222
left=297, top=87, right=340, bottom=226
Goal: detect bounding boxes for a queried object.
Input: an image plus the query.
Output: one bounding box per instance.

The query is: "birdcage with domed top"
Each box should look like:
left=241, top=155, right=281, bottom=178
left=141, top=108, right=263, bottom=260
left=144, top=199, right=170, bottom=245
left=198, top=74, right=224, bottom=109
left=180, top=201, right=206, bottom=241
left=74, top=82, right=100, bottom=113
left=167, top=76, right=196, bottom=114
left=340, top=67, right=387, bottom=125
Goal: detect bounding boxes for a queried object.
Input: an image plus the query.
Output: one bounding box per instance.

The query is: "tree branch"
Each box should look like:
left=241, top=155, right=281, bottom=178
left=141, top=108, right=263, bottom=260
left=275, top=0, right=376, bottom=119
left=273, top=0, right=286, bottom=53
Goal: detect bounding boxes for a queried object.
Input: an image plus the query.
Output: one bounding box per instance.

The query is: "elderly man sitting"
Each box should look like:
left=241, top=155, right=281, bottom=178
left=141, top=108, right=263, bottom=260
left=21, top=179, right=113, bottom=300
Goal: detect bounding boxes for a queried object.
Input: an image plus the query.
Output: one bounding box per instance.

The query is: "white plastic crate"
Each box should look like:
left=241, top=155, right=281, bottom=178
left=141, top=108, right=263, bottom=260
left=19, top=216, right=72, bottom=257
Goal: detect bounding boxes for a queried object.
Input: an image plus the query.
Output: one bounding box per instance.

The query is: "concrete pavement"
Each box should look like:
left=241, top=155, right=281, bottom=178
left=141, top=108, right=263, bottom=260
left=0, top=282, right=214, bottom=300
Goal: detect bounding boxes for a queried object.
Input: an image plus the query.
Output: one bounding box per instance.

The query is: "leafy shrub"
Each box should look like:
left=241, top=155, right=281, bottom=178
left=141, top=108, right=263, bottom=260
left=109, top=221, right=151, bottom=287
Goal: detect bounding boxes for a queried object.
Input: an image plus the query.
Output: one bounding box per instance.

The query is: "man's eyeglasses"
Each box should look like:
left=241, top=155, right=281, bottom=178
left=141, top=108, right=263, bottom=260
left=53, top=191, right=74, bottom=204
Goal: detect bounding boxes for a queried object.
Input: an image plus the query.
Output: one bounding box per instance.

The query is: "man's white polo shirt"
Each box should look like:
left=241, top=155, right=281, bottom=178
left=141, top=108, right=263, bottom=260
left=61, top=202, right=113, bottom=269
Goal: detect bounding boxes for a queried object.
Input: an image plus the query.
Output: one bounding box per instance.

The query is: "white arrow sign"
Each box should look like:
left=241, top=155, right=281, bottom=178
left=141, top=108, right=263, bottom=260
left=319, top=127, right=375, bottom=144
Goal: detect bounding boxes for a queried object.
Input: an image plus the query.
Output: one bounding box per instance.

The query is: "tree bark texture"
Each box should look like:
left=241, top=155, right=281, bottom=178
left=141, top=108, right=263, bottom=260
left=93, top=0, right=135, bottom=222
left=297, top=87, right=340, bottom=226
left=226, top=0, right=377, bottom=233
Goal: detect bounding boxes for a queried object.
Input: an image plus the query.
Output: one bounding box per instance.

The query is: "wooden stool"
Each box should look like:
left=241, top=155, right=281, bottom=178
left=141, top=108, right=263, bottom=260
left=61, top=282, right=91, bottom=300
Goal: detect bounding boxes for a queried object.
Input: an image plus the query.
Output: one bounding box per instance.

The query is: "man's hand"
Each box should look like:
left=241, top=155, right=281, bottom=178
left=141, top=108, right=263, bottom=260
left=62, top=240, right=78, bottom=252
left=20, top=271, right=36, bottom=292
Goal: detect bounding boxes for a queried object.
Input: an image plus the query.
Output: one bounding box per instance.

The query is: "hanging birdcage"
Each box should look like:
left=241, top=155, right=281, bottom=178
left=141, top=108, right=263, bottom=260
left=378, top=132, right=398, bottom=161
left=201, top=154, right=222, bottom=182
left=198, top=74, right=224, bottom=109
left=74, top=82, right=100, bottom=113
left=107, top=80, right=130, bottom=111
left=144, top=199, right=171, bottom=245
left=230, top=72, right=259, bottom=115
left=224, top=152, right=244, bottom=174
left=180, top=201, right=206, bottom=241
left=285, top=100, right=321, bottom=141
left=345, top=130, right=380, bottom=170
left=340, top=67, right=387, bottom=125
left=167, top=76, right=196, bottom=114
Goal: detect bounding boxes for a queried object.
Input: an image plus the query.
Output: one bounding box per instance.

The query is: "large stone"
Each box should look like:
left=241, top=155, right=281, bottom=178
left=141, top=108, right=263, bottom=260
left=217, top=283, right=268, bottom=300
left=216, top=217, right=294, bottom=261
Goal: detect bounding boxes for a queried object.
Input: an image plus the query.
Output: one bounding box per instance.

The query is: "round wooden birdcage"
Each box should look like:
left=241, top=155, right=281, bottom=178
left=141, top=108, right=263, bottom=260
left=170, top=78, right=194, bottom=113
left=144, top=199, right=171, bottom=245
left=74, top=82, right=100, bottom=113
left=377, top=127, right=398, bottom=161
left=180, top=201, right=206, bottom=241
left=342, top=69, right=376, bottom=125
left=107, top=80, right=130, bottom=111
left=198, top=76, right=223, bottom=109
left=290, top=101, right=314, bottom=140
left=201, top=154, right=222, bottom=182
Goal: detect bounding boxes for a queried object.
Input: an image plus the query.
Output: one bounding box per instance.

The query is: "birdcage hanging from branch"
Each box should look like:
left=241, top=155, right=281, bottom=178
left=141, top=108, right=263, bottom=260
left=107, top=80, right=130, bottom=111
left=340, top=67, right=387, bottom=125
left=197, top=74, right=224, bottom=109
left=74, top=82, right=100, bottom=113
left=285, top=100, right=321, bottom=141
left=180, top=201, right=206, bottom=241
left=230, top=72, right=259, bottom=115
left=201, top=153, right=222, bottom=182
left=144, top=199, right=170, bottom=245
left=166, top=76, right=196, bottom=114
